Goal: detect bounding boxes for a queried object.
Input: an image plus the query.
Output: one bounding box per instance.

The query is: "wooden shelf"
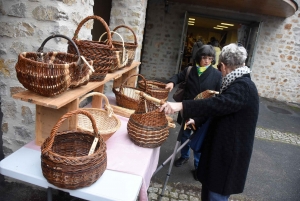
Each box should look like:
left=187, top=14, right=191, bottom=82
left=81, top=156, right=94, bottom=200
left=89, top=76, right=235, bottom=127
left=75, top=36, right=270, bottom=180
left=12, top=61, right=140, bottom=145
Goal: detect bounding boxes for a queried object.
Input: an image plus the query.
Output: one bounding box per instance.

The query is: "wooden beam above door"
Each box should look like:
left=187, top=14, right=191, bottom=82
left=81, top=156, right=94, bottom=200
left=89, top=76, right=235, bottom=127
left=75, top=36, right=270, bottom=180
left=170, top=0, right=298, bottom=18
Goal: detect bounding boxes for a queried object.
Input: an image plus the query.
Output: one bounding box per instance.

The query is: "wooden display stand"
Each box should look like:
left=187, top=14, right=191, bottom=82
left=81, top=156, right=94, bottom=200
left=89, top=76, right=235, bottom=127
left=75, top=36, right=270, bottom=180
left=13, top=61, right=140, bottom=146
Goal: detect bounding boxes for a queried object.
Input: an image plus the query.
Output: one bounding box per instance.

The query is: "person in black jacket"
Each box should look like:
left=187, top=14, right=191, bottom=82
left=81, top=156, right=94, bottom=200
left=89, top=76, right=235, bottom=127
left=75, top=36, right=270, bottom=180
left=165, top=45, right=222, bottom=180
left=160, top=43, right=259, bottom=201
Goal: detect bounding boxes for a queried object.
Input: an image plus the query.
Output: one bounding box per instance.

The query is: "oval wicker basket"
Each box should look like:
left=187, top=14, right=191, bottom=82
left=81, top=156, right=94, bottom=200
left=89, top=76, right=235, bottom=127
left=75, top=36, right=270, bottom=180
left=41, top=109, right=107, bottom=189
left=15, top=34, right=93, bottom=97
left=112, top=25, right=138, bottom=67
left=138, top=80, right=169, bottom=101
left=78, top=92, right=121, bottom=141
left=99, top=31, right=128, bottom=72
left=112, top=74, right=150, bottom=110
left=127, top=95, right=169, bottom=148
left=68, top=15, right=114, bottom=81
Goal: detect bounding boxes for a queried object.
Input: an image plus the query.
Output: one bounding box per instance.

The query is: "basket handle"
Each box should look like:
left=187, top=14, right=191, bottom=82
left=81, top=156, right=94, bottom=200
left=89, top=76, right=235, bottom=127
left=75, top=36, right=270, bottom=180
left=73, top=15, right=113, bottom=48
left=112, top=25, right=137, bottom=45
left=120, top=74, right=147, bottom=92
left=37, top=34, right=81, bottom=66
left=79, top=92, right=114, bottom=117
left=99, top=31, right=125, bottom=47
left=42, top=109, right=101, bottom=154
left=136, top=91, right=166, bottom=105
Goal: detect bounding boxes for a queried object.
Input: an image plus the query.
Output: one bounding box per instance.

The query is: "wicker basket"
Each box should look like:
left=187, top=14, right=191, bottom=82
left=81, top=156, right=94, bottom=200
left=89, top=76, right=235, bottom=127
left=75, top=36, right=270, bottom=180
left=41, top=109, right=107, bottom=190
left=138, top=80, right=169, bottom=101
left=68, top=15, right=114, bottom=81
left=78, top=92, right=121, bottom=141
left=112, top=25, right=138, bottom=67
left=99, top=31, right=128, bottom=73
left=127, top=94, right=169, bottom=148
left=15, top=34, right=93, bottom=97
left=194, top=90, right=219, bottom=100
left=112, top=74, right=149, bottom=110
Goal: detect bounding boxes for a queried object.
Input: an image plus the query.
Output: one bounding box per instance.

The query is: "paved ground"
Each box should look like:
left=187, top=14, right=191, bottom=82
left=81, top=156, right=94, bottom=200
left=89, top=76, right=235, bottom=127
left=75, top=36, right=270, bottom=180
left=1, top=93, right=300, bottom=201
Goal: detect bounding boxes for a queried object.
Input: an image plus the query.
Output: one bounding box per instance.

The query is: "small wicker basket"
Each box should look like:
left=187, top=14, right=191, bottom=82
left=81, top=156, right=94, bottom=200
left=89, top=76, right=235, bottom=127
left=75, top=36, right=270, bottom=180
left=68, top=15, right=114, bottom=81
left=111, top=25, right=138, bottom=67
left=112, top=74, right=149, bottom=110
left=127, top=93, right=170, bottom=148
left=78, top=92, right=121, bottom=141
left=15, top=34, right=93, bottom=97
left=99, top=31, right=128, bottom=73
left=138, top=80, right=169, bottom=101
left=41, top=109, right=107, bottom=189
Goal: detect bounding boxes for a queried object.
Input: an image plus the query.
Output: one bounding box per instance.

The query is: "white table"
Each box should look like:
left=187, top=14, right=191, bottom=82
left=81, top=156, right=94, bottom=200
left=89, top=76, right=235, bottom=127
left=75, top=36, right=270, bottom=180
left=0, top=143, right=143, bottom=201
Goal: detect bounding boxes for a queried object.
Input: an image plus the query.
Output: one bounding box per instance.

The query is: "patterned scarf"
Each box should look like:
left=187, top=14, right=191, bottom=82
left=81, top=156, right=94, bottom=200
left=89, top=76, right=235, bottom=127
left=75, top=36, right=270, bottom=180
left=220, top=66, right=251, bottom=93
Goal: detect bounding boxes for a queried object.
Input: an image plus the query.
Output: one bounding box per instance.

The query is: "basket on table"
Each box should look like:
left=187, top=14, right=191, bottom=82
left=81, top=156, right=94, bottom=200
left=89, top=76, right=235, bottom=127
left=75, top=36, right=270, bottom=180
left=111, top=25, right=138, bottom=67
left=15, top=34, right=93, bottom=97
left=127, top=92, right=173, bottom=148
left=41, top=109, right=107, bottom=190
left=112, top=74, right=149, bottom=110
left=68, top=15, right=114, bottom=81
left=99, top=31, right=128, bottom=72
left=138, top=79, right=169, bottom=101
left=78, top=92, right=121, bottom=141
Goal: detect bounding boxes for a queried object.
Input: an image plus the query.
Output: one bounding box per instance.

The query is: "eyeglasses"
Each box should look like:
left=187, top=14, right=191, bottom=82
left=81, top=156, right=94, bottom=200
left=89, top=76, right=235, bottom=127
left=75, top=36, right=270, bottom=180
left=201, top=56, right=214, bottom=61
left=217, top=63, right=222, bottom=71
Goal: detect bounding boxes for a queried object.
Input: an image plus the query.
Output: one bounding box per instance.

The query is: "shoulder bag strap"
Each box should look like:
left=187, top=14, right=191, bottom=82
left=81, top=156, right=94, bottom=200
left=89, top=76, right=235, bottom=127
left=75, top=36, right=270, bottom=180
left=185, top=66, right=192, bottom=82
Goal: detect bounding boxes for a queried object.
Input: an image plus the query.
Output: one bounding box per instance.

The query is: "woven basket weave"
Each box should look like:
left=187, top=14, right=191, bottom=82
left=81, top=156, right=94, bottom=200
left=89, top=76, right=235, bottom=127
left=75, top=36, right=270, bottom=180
left=78, top=92, right=121, bottom=141
left=68, top=15, right=114, bottom=81
left=41, top=109, right=107, bottom=190
left=138, top=80, right=169, bottom=101
left=15, top=34, right=93, bottom=97
left=127, top=95, right=169, bottom=148
left=112, top=74, right=149, bottom=110
left=99, top=31, right=128, bottom=72
left=112, top=25, right=138, bottom=67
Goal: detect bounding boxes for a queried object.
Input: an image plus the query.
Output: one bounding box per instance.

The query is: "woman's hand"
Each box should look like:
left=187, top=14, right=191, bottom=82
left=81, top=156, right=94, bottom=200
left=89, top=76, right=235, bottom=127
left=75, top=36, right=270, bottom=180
left=185, top=118, right=195, bottom=126
left=165, top=82, right=174, bottom=92
left=160, top=102, right=183, bottom=114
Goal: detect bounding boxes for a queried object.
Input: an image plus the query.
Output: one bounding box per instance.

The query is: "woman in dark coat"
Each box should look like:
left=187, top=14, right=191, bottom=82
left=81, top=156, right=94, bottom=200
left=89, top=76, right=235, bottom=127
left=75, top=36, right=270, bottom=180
left=160, top=43, right=259, bottom=201
left=165, top=45, right=221, bottom=179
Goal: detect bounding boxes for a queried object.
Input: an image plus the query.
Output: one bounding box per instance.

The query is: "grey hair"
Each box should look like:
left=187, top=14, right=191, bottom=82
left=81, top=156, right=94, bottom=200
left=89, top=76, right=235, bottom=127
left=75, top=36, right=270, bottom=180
left=219, top=43, right=247, bottom=69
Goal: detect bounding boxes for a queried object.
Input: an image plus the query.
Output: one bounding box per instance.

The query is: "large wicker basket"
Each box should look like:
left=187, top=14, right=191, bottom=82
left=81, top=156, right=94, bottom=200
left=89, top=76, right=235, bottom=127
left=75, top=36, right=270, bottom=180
left=41, top=109, right=107, bottom=190
left=99, top=31, right=128, bottom=73
left=138, top=79, right=169, bottom=101
left=68, top=15, right=114, bottom=81
left=15, top=34, right=93, bottom=97
left=78, top=92, right=121, bottom=141
left=112, top=25, right=138, bottom=67
left=112, top=74, right=149, bottom=110
left=127, top=93, right=170, bottom=148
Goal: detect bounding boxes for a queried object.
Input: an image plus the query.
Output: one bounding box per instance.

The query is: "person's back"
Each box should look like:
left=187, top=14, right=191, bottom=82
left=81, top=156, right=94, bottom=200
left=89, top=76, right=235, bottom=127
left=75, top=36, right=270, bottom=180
left=211, top=40, right=221, bottom=68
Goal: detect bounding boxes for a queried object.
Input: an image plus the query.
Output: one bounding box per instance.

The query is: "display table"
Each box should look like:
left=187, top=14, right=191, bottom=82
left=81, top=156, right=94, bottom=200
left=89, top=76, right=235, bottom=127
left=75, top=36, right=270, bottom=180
left=0, top=114, right=160, bottom=201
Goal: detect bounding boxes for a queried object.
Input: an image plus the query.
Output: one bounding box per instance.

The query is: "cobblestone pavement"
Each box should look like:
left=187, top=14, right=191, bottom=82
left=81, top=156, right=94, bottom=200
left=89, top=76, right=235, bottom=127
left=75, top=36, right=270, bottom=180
left=146, top=126, right=300, bottom=201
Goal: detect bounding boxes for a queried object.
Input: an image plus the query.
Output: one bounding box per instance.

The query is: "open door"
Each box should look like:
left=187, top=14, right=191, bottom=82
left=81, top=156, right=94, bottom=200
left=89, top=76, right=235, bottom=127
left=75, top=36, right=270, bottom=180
left=175, top=11, right=189, bottom=74
left=244, top=22, right=262, bottom=69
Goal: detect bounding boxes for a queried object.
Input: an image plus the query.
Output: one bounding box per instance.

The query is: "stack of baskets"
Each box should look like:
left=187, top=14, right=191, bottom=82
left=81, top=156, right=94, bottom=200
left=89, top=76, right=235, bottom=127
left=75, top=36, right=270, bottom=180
left=15, top=34, right=93, bottom=97
left=138, top=79, right=169, bottom=101
left=113, top=74, right=149, bottom=110
left=112, top=25, right=138, bottom=67
left=41, top=109, right=107, bottom=189
left=68, top=15, right=114, bottom=81
left=127, top=92, right=170, bottom=148
left=99, top=31, right=128, bottom=72
left=77, top=92, right=121, bottom=141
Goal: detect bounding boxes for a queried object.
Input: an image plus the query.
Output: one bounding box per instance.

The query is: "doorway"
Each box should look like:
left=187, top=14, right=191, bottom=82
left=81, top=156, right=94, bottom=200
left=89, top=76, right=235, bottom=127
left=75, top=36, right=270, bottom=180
left=176, top=13, right=261, bottom=73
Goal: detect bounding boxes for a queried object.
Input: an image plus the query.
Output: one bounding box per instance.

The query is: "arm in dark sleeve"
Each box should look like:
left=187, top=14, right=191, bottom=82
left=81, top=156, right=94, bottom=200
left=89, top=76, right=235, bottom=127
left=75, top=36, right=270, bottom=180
left=167, top=66, right=189, bottom=87
left=193, top=117, right=207, bottom=128
left=182, top=80, right=250, bottom=120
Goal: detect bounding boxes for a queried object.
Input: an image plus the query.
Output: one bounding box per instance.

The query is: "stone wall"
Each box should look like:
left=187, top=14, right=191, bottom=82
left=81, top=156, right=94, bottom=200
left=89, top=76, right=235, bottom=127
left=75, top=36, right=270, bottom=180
left=141, top=2, right=300, bottom=105
left=0, top=0, right=94, bottom=155
left=251, top=12, right=300, bottom=104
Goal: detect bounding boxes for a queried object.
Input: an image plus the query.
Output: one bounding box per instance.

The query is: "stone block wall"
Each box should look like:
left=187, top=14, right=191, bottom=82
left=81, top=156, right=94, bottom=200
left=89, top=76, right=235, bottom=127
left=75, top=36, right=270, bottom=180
left=251, top=12, right=300, bottom=104
left=0, top=0, right=94, bottom=155
left=141, top=2, right=300, bottom=105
